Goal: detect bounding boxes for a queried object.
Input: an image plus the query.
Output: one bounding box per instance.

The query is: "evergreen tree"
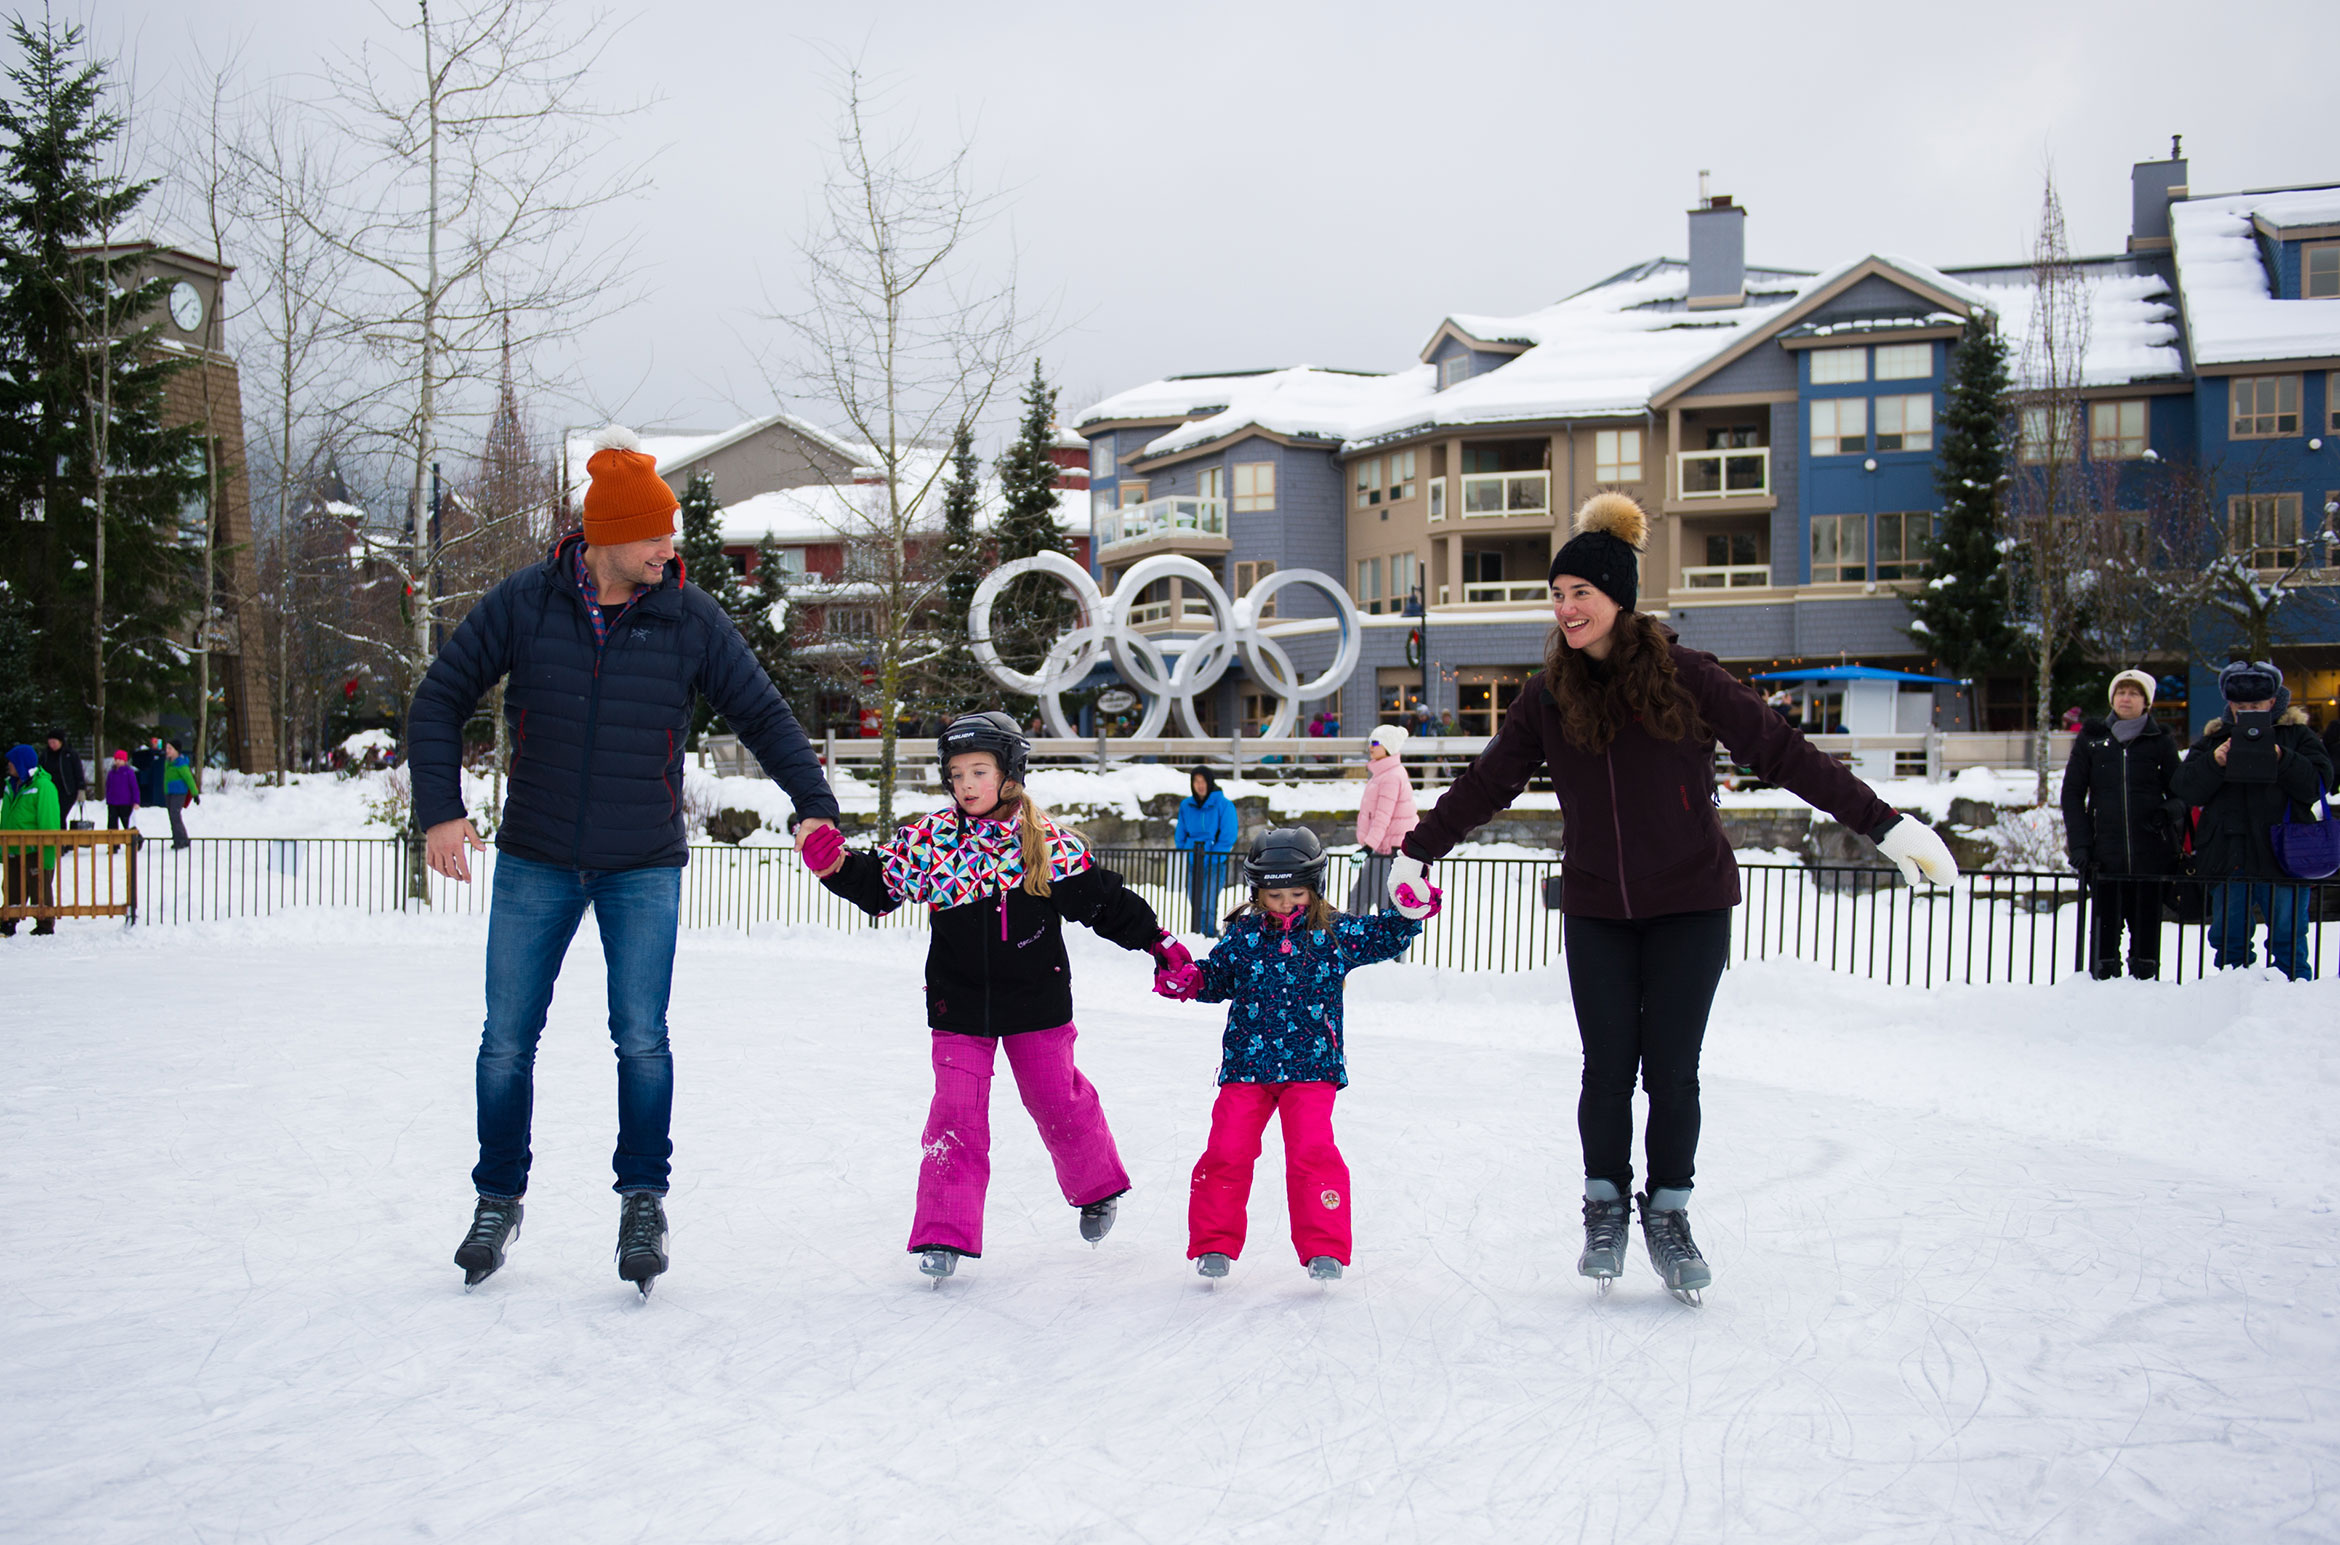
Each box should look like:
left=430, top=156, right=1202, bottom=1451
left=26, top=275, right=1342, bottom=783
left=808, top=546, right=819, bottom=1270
left=989, top=361, right=1073, bottom=715
left=675, top=469, right=741, bottom=743
left=0, top=16, right=205, bottom=748
left=1905, top=315, right=2018, bottom=684
left=926, top=421, right=988, bottom=717
left=0, top=579, right=67, bottom=743
left=739, top=533, right=807, bottom=720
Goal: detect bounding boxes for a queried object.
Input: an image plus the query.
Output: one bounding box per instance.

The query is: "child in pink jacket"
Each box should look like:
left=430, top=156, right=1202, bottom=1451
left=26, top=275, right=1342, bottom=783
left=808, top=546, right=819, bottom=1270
left=1347, top=724, right=1419, bottom=912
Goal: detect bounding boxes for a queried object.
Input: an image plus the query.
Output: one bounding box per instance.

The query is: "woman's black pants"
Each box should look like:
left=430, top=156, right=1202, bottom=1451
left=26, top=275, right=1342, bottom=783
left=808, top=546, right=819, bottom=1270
left=1562, top=908, right=1731, bottom=1194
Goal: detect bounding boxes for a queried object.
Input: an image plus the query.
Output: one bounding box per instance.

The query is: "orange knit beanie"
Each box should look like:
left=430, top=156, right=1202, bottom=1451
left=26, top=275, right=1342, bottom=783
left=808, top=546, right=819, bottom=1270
left=581, top=425, right=679, bottom=545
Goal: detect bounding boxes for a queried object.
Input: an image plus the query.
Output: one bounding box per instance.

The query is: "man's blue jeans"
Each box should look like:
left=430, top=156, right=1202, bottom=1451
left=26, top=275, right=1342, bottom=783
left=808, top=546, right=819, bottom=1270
left=473, top=851, right=683, bottom=1199
left=2209, top=879, right=2315, bottom=981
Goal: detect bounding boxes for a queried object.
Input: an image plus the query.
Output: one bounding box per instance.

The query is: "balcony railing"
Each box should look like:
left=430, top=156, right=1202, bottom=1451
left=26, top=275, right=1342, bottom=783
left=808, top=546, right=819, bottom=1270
left=1123, top=596, right=1221, bottom=629
left=1676, top=447, right=1770, bottom=500
left=1096, top=495, right=1226, bottom=549
left=1459, top=579, right=1552, bottom=605
left=1679, top=563, right=1773, bottom=589
left=1459, top=470, right=1550, bottom=517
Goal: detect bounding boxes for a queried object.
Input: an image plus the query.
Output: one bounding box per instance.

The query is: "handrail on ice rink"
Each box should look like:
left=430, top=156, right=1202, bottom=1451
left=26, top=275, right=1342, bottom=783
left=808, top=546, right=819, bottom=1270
left=109, top=835, right=2334, bottom=985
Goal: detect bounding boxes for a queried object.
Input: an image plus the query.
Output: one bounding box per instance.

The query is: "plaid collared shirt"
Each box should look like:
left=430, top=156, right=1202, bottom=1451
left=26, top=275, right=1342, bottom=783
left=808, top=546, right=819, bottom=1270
left=572, top=542, right=647, bottom=649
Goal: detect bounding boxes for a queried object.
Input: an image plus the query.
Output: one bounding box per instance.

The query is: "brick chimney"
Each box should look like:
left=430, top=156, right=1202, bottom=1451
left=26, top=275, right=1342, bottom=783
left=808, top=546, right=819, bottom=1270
left=2128, top=138, right=2188, bottom=252
left=1687, top=191, right=1747, bottom=311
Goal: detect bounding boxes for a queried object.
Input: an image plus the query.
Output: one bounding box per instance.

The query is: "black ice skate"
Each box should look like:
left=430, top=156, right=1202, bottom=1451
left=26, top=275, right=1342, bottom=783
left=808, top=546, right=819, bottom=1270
left=1579, top=1180, right=1631, bottom=1295
left=1078, top=1190, right=1124, bottom=1245
left=1636, top=1188, right=1712, bottom=1305
left=615, top=1191, right=668, bottom=1298
left=917, top=1246, right=962, bottom=1285
left=1306, top=1256, right=1343, bottom=1281
left=1195, top=1252, right=1232, bottom=1280
left=454, top=1195, right=523, bottom=1289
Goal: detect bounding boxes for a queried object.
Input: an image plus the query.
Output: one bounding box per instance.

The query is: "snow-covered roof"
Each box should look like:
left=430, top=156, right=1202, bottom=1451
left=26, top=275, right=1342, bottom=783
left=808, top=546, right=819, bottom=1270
left=562, top=410, right=868, bottom=497
left=2170, top=186, right=2340, bottom=367
left=1954, top=263, right=2186, bottom=388
left=1083, top=366, right=1433, bottom=461
left=716, top=478, right=1082, bottom=547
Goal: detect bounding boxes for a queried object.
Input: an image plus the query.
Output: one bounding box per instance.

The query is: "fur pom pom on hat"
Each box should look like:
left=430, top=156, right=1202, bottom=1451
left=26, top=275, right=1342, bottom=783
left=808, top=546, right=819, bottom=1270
left=1548, top=491, right=1650, bottom=612
left=581, top=423, right=679, bottom=546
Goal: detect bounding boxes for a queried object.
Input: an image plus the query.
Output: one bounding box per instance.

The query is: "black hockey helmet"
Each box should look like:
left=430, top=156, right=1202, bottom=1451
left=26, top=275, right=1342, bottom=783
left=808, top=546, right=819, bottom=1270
left=938, top=710, right=1030, bottom=785
left=1242, top=826, right=1327, bottom=890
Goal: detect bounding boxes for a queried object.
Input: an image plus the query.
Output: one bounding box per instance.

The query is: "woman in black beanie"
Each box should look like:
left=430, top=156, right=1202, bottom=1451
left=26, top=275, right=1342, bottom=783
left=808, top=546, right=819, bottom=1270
left=1386, top=492, right=1957, bottom=1302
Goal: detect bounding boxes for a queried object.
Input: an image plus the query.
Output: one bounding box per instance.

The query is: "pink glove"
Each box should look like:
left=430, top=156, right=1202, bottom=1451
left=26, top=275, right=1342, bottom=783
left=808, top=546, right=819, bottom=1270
left=1388, top=854, right=1443, bottom=919
left=1149, top=933, right=1202, bottom=1001
left=798, top=823, right=845, bottom=874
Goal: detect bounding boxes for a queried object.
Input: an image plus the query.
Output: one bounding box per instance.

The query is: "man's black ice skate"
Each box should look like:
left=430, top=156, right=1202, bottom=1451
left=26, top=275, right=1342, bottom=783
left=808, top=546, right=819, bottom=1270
left=1306, top=1256, right=1343, bottom=1281
left=1195, top=1252, right=1231, bottom=1280
left=1637, top=1188, right=1711, bottom=1305
left=454, top=1195, right=523, bottom=1289
left=615, top=1191, right=668, bottom=1298
left=1579, top=1180, right=1631, bottom=1295
left=917, top=1246, right=961, bottom=1285
left=1078, top=1190, right=1123, bottom=1245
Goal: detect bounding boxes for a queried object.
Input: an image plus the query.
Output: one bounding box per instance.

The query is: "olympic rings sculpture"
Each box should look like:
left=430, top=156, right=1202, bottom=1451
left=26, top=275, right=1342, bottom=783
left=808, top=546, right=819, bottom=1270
left=968, top=552, right=1364, bottom=740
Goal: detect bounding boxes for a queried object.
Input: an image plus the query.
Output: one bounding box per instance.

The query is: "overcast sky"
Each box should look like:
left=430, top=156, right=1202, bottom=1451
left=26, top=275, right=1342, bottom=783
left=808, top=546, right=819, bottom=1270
left=89, top=0, right=2340, bottom=450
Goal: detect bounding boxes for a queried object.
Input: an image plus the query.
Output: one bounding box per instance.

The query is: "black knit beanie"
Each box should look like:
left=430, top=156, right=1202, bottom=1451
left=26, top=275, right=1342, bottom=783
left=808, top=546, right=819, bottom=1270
left=1548, top=492, right=1648, bottom=612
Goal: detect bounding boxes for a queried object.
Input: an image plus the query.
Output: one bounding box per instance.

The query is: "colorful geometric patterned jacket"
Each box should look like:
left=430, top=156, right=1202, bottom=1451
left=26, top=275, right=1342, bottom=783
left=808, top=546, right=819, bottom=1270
left=1195, top=907, right=1422, bottom=1086
left=822, top=803, right=1165, bottom=1035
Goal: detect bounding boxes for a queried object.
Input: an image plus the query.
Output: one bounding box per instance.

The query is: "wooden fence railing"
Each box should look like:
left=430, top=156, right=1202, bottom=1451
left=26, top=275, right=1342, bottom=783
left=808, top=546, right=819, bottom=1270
left=0, top=829, right=139, bottom=924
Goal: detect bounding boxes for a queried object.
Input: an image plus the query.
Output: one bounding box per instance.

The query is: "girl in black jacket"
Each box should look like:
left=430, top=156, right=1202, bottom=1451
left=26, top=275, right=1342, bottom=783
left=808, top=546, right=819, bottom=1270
left=2059, top=669, right=2184, bottom=979
left=804, top=713, right=1197, bottom=1280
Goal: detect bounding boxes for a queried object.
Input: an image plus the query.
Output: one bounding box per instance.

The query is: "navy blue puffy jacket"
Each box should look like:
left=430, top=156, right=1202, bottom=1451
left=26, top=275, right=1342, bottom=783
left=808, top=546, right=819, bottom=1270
left=408, top=533, right=839, bottom=871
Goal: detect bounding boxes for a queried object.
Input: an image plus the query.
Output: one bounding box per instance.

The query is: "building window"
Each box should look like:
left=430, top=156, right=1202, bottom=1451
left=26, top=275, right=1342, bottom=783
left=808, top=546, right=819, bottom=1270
left=1389, top=551, right=1418, bottom=608
left=825, top=607, right=877, bottom=641
left=2307, top=244, right=2340, bottom=299
left=1873, top=394, right=1933, bottom=452
left=2017, top=406, right=2078, bottom=464
left=1873, top=343, right=1930, bottom=380
left=2230, top=375, right=2301, bottom=438
left=1428, top=478, right=1446, bottom=521
left=2116, top=511, right=2150, bottom=560
left=1811, top=513, right=1867, bottom=582
left=1386, top=450, right=1416, bottom=503
left=2331, top=373, right=2340, bottom=434
left=1354, top=556, right=1385, bottom=614
left=1705, top=531, right=1762, bottom=566
left=1354, top=457, right=1383, bottom=508
left=1240, top=693, right=1276, bottom=735
left=1117, top=481, right=1149, bottom=506
left=1811, top=347, right=1867, bottom=384
left=1233, top=558, right=1277, bottom=619
left=1439, top=354, right=1471, bottom=389
left=1810, top=397, right=1867, bottom=456
left=1705, top=425, right=1759, bottom=448
left=1197, top=466, right=1224, bottom=503
left=1232, top=460, right=1275, bottom=512
left=1594, top=428, right=1641, bottom=483
left=1875, top=512, right=1934, bottom=580
left=2229, top=493, right=2302, bottom=570
left=1090, top=435, right=1112, bottom=478
left=2089, top=400, right=2148, bottom=460
left=1091, top=491, right=1114, bottom=529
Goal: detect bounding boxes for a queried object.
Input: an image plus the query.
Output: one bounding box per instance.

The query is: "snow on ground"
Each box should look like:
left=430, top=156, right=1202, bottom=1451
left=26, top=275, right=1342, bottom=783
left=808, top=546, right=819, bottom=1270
left=9, top=915, right=2339, bottom=1541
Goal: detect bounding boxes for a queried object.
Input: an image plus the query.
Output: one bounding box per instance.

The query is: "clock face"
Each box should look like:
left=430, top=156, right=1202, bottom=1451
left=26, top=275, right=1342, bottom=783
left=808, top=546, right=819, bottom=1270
left=169, top=281, right=204, bottom=332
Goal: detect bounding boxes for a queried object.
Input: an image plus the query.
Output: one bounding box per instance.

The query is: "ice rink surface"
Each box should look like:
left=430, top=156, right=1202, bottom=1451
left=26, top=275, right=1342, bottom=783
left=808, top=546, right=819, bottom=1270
left=8, top=913, right=2338, bottom=1542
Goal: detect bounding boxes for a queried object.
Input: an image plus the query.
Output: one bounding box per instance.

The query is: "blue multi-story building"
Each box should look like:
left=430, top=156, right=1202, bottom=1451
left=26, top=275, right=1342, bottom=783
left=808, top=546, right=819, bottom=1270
left=1075, top=152, right=2340, bottom=738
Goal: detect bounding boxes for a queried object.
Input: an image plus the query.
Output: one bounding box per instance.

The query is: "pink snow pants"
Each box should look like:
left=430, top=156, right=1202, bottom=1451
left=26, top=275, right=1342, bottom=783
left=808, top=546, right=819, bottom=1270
left=909, top=1024, right=1130, bottom=1257
left=1188, top=1081, right=1351, bottom=1266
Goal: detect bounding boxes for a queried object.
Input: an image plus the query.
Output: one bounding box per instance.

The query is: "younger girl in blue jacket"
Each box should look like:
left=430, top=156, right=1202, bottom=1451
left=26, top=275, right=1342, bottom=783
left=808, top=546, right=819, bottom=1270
left=1156, top=826, right=1422, bottom=1280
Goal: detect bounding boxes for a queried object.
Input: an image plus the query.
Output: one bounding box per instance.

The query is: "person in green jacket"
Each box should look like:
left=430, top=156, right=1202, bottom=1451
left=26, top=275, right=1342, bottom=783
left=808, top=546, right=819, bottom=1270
left=163, top=740, right=198, bottom=849
left=2, top=743, right=60, bottom=937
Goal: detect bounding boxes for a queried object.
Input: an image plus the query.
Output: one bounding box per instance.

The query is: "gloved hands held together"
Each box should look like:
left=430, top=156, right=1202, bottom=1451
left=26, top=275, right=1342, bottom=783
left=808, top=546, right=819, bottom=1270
left=797, top=820, right=845, bottom=877
left=1387, top=853, right=1443, bottom=919
left=1149, top=932, right=1202, bottom=1001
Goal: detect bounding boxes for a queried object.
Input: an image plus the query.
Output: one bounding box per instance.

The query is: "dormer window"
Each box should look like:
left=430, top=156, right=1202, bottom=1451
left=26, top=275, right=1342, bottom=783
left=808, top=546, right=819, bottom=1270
left=2307, top=244, right=2340, bottom=299
left=1439, top=355, right=1472, bottom=390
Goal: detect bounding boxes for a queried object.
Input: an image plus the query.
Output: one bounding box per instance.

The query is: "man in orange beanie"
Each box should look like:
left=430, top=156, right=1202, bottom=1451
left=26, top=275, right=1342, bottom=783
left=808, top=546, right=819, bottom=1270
left=409, top=424, right=841, bottom=1297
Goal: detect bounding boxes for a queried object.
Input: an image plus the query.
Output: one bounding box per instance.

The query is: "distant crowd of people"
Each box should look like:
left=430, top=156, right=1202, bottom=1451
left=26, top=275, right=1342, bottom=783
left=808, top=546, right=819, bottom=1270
left=3, top=730, right=200, bottom=939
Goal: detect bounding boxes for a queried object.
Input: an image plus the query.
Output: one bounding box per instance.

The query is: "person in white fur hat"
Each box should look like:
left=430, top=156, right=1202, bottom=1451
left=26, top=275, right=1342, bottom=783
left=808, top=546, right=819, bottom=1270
left=1347, top=723, right=1419, bottom=913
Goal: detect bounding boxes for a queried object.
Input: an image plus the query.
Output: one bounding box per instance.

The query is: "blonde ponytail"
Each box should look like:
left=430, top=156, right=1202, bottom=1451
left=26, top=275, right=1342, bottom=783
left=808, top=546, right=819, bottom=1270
left=1006, top=780, right=1055, bottom=896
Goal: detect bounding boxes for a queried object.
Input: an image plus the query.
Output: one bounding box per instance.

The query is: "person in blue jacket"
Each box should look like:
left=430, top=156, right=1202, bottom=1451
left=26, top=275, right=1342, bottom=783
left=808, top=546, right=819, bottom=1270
left=1173, top=766, right=1238, bottom=935
left=407, top=426, right=841, bottom=1297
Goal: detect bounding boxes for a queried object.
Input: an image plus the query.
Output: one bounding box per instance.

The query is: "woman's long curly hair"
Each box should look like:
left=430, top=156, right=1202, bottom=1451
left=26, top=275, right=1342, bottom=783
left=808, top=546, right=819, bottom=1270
left=1542, top=609, right=1703, bottom=754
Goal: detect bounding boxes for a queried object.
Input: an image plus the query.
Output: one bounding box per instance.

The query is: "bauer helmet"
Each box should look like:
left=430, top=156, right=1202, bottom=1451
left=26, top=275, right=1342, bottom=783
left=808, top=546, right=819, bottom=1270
left=1242, top=826, right=1328, bottom=890
left=938, top=710, right=1030, bottom=785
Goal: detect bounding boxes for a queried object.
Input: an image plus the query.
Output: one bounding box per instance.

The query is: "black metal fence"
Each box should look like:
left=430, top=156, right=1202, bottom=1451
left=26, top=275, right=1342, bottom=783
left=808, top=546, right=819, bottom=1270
left=106, top=836, right=2337, bottom=985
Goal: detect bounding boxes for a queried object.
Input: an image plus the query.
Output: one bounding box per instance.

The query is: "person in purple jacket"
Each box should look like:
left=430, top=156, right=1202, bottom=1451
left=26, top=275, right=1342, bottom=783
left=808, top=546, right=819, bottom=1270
left=1386, top=493, right=1957, bottom=1303
left=102, top=750, right=139, bottom=830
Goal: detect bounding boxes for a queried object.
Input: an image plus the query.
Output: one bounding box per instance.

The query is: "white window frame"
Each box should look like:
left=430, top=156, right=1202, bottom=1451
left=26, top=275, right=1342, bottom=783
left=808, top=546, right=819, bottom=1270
left=1231, top=460, right=1275, bottom=512
left=1428, top=478, right=1446, bottom=521
left=1197, top=465, right=1224, bottom=502
left=1594, top=428, right=1642, bottom=483
left=2088, top=400, right=2148, bottom=460
left=1874, top=394, right=1933, bottom=453
left=1810, top=397, right=1867, bottom=456
left=2230, top=375, right=2302, bottom=439
left=1810, top=513, right=1867, bottom=583
left=1439, top=354, right=1471, bottom=389
left=1090, top=435, right=1113, bottom=478
left=1873, top=343, right=1930, bottom=380
left=1810, top=347, right=1867, bottom=385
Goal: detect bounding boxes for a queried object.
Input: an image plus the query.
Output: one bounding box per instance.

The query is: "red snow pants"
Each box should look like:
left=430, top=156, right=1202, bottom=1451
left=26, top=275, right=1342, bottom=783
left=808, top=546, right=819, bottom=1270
left=909, top=1024, right=1130, bottom=1258
left=1187, top=1080, right=1351, bottom=1266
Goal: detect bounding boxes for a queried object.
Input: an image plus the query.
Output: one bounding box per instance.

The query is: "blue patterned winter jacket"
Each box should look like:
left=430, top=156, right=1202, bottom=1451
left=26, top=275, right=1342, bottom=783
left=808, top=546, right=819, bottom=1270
left=1195, top=908, right=1422, bottom=1087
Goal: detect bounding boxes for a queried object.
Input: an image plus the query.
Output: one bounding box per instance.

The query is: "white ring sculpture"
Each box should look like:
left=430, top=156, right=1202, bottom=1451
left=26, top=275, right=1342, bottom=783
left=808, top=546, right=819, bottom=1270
left=968, top=552, right=1364, bottom=740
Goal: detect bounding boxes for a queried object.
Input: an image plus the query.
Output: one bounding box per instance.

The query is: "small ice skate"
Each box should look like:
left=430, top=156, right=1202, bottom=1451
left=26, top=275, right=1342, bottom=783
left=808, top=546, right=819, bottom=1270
left=1195, top=1252, right=1232, bottom=1280
left=1078, top=1192, right=1121, bottom=1245
left=1306, top=1256, right=1343, bottom=1281
left=917, top=1247, right=961, bottom=1285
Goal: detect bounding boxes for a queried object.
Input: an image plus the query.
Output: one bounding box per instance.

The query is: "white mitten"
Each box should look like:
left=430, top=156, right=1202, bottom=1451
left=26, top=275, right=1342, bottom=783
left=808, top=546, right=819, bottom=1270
left=1386, top=853, right=1443, bottom=919
left=1877, top=819, right=1958, bottom=888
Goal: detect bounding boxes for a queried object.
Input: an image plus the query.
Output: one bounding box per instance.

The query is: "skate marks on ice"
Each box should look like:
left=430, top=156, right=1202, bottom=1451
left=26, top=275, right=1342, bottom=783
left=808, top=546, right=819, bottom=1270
left=4, top=923, right=2340, bottom=1542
